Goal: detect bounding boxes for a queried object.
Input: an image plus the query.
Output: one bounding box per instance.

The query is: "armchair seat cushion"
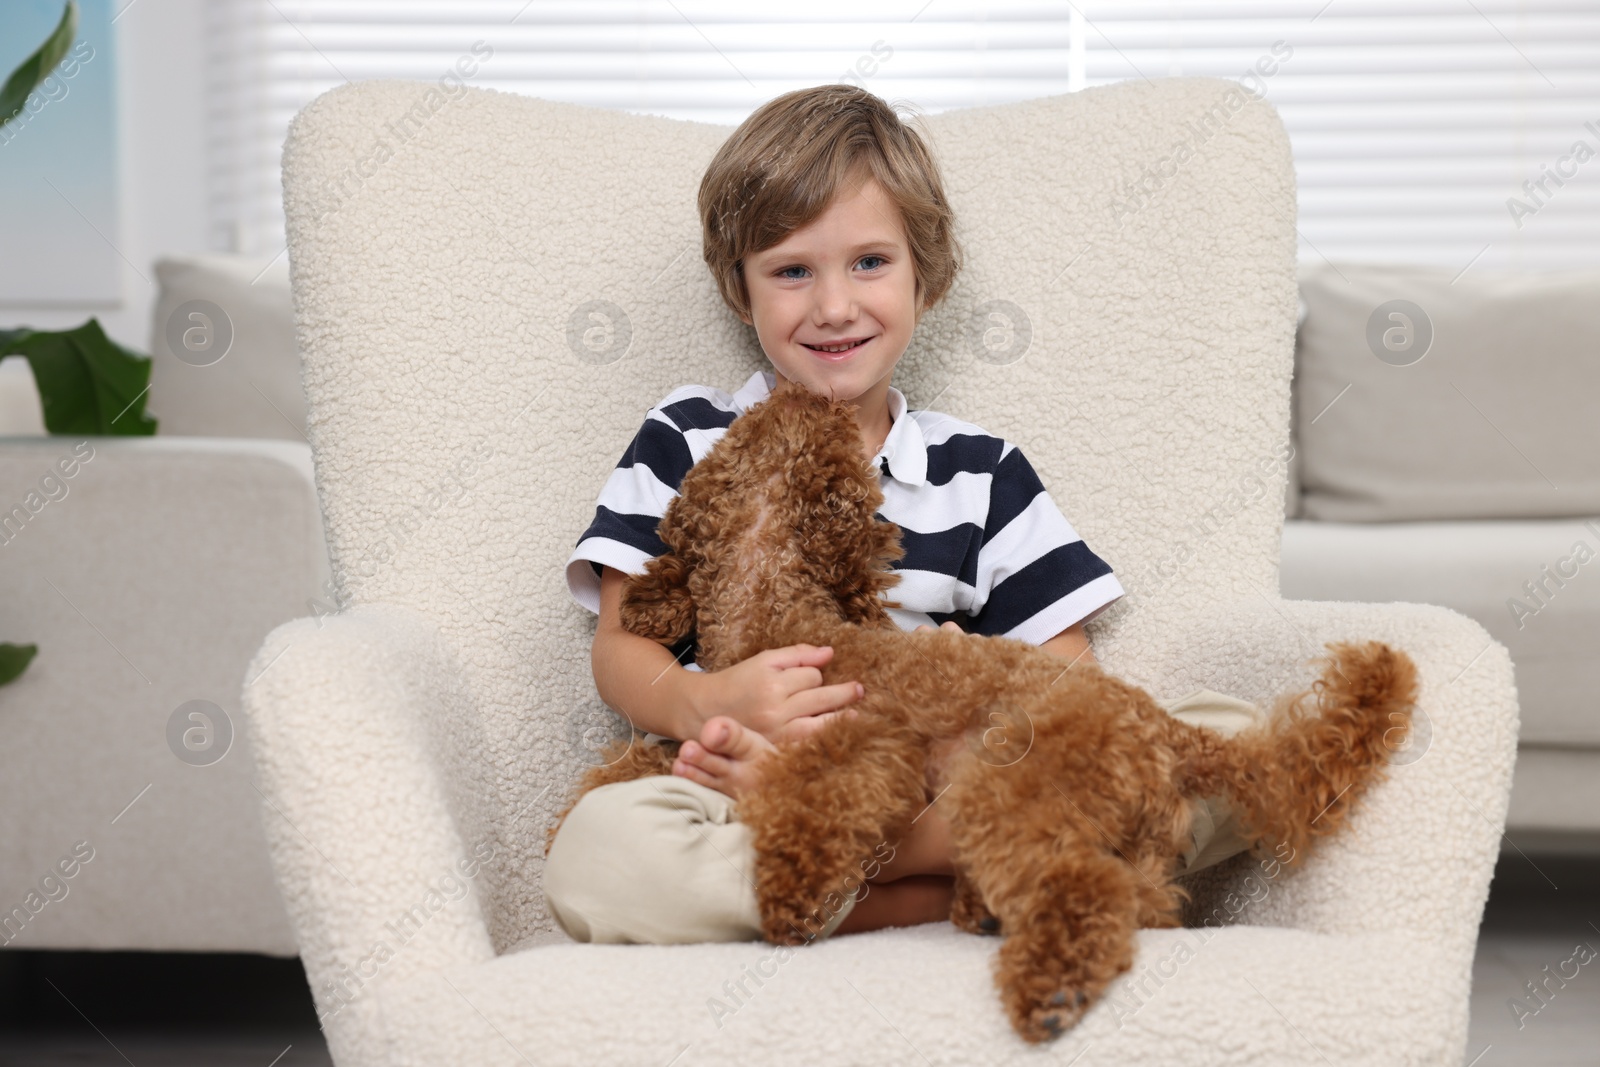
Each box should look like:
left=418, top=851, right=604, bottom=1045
left=363, top=926, right=1457, bottom=1066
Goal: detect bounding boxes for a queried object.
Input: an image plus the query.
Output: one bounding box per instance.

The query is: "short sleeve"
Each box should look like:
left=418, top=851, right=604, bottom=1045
left=565, top=406, right=695, bottom=614
left=963, top=443, right=1124, bottom=643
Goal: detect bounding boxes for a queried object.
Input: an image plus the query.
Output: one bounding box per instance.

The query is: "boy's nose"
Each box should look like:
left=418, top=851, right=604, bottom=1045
left=810, top=270, right=859, bottom=322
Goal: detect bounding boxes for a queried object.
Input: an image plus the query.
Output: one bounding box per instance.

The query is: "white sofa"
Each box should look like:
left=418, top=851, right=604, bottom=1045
left=238, top=77, right=1515, bottom=1065
left=0, top=254, right=327, bottom=955
left=1281, top=262, right=1600, bottom=845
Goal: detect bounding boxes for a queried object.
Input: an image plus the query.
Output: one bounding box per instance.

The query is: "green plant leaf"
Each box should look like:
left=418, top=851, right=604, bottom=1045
left=0, top=319, right=157, bottom=435
left=0, top=1, right=78, bottom=130
left=0, top=643, right=38, bottom=686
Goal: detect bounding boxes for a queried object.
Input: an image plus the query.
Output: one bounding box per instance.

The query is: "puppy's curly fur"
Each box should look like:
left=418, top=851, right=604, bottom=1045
left=551, top=377, right=1417, bottom=1044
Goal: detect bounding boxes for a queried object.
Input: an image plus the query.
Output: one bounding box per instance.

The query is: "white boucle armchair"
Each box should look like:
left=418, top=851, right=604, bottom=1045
left=242, top=77, right=1519, bottom=1066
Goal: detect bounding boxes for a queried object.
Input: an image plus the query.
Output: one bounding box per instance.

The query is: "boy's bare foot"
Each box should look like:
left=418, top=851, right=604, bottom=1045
left=672, top=716, right=777, bottom=800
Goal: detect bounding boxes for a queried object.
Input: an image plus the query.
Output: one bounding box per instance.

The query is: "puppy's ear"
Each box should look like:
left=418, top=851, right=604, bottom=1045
left=824, top=514, right=906, bottom=624
left=619, top=550, right=695, bottom=645
left=859, top=515, right=908, bottom=611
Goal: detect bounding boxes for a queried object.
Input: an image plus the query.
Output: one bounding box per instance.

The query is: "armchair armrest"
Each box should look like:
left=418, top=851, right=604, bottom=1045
left=241, top=603, right=496, bottom=1030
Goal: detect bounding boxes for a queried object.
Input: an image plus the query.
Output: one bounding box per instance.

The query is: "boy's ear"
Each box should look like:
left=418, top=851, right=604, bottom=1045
left=619, top=550, right=695, bottom=645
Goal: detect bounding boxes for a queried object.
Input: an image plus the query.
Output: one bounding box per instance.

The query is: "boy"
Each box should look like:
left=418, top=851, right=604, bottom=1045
left=548, top=84, right=1260, bottom=944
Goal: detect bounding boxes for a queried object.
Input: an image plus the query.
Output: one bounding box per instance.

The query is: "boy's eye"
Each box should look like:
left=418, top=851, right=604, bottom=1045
left=776, top=255, right=886, bottom=281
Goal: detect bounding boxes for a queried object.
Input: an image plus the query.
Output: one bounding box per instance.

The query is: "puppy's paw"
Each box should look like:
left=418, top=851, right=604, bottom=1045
left=1018, top=987, right=1091, bottom=1043
left=996, top=930, right=1123, bottom=1044
left=950, top=872, right=1001, bottom=935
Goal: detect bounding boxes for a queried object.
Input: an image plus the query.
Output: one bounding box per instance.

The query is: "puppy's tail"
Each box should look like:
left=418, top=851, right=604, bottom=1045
left=1177, top=641, right=1418, bottom=869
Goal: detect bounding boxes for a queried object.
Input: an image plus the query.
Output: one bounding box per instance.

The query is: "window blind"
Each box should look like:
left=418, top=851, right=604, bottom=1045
left=207, top=0, right=1600, bottom=271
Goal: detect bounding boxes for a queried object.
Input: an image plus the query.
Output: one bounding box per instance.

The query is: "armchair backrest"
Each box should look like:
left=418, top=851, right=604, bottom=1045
left=281, top=78, right=1296, bottom=944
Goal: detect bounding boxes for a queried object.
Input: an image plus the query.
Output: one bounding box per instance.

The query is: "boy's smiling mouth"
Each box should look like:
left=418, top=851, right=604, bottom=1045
left=802, top=337, right=873, bottom=358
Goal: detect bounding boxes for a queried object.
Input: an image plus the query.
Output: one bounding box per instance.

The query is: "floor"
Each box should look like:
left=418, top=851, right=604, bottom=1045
left=0, top=950, right=332, bottom=1067
left=1458, top=849, right=1600, bottom=1067
left=1, top=848, right=1595, bottom=1066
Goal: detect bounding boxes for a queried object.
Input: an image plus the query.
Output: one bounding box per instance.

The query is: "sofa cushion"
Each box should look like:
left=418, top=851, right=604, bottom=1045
left=1294, top=262, right=1600, bottom=521
left=148, top=254, right=307, bottom=440
left=1281, top=516, right=1600, bottom=745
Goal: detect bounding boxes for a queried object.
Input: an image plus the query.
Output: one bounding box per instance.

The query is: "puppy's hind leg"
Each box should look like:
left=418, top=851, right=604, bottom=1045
left=968, top=823, right=1143, bottom=1043
left=738, top=717, right=927, bottom=945
left=947, top=751, right=1143, bottom=1043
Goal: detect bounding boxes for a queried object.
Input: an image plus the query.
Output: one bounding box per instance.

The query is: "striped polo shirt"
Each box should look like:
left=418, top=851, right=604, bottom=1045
left=567, top=370, right=1123, bottom=669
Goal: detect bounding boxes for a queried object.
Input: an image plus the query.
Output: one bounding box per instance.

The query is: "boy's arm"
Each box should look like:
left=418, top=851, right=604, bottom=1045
left=1039, top=621, right=1095, bottom=665
left=592, top=565, right=865, bottom=743
left=592, top=564, right=707, bottom=741
left=921, top=620, right=1095, bottom=663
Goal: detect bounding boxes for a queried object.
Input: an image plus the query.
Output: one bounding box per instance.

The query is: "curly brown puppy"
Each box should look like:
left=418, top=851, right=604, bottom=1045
left=553, top=376, right=1417, bottom=1044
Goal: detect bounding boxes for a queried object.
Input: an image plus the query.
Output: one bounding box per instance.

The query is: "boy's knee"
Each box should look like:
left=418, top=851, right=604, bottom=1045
left=543, top=775, right=761, bottom=944
left=545, top=779, right=672, bottom=931
left=552, top=777, right=666, bottom=856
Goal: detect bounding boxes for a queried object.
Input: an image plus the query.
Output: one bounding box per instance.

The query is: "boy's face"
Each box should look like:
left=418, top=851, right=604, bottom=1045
left=739, top=176, right=922, bottom=406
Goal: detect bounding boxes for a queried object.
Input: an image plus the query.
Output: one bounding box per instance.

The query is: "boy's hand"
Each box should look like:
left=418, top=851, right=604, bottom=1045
left=691, top=644, right=865, bottom=745
left=915, top=621, right=965, bottom=634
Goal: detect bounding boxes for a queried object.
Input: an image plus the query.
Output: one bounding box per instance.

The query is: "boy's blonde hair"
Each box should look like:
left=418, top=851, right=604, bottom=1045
left=698, top=84, right=962, bottom=323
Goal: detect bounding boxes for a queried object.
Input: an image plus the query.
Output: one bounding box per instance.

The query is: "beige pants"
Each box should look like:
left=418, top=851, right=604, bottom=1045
left=544, top=689, right=1264, bottom=944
